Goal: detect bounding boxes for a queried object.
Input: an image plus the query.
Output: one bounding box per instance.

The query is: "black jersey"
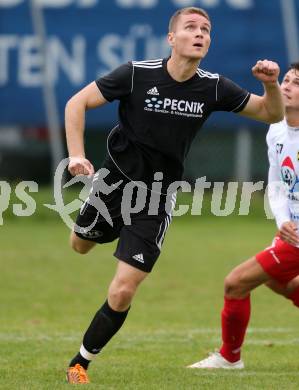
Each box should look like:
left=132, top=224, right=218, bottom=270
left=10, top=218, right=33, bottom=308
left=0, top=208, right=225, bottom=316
left=96, top=58, right=250, bottom=193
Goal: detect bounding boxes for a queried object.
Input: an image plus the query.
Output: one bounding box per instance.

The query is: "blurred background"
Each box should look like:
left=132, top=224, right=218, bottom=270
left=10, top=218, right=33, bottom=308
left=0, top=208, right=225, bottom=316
left=1, top=0, right=298, bottom=185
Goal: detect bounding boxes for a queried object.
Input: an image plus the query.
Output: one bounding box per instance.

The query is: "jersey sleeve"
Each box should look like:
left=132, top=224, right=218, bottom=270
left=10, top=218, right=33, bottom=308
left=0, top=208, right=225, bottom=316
left=95, top=62, right=133, bottom=102
left=266, top=126, right=290, bottom=229
left=215, top=76, right=250, bottom=112
left=266, top=126, right=279, bottom=168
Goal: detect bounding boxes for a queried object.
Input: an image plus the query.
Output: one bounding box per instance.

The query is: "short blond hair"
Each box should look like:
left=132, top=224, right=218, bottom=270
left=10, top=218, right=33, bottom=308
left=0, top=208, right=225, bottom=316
left=169, top=7, right=211, bottom=32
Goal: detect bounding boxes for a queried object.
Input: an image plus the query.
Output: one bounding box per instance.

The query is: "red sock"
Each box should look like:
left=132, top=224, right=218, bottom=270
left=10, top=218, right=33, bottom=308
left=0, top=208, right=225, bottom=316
left=220, top=296, right=251, bottom=362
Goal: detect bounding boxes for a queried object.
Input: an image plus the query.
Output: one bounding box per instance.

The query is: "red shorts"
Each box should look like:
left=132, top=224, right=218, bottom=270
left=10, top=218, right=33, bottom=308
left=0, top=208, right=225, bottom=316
left=256, top=236, right=299, bottom=285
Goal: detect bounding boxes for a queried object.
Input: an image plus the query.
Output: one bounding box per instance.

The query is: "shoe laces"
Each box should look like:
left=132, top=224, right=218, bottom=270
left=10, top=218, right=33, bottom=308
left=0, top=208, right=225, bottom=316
left=209, top=349, right=220, bottom=356
left=71, top=364, right=89, bottom=383
left=205, top=351, right=220, bottom=361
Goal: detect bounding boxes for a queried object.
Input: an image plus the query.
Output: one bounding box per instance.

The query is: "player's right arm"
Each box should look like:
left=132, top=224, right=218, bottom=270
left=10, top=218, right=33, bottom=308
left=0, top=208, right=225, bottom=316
left=65, top=81, right=108, bottom=176
left=239, top=60, right=284, bottom=124
left=65, top=63, right=133, bottom=176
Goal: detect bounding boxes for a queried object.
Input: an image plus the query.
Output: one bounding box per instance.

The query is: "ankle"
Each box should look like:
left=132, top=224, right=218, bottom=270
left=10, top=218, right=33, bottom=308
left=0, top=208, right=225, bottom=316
left=69, top=352, right=90, bottom=370
left=220, top=345, right=241, bottom=363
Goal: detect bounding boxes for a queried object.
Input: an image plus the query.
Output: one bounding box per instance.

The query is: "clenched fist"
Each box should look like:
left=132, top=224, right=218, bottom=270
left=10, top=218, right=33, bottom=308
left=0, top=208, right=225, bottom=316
left=68, top=156, right=95, bottom=177
left=252, top=60, right=280, bottom=84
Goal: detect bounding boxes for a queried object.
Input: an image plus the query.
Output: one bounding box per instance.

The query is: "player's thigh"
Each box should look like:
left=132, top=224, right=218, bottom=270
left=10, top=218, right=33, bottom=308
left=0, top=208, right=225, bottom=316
left=286, top=275, right=299, bottom=293
left=73, top=171, right=125, bottom=247
left=265, top=279, right=289, bottom=297
left=226, top=256, right=271, bottom=290
left=267, top=275, right=299, bottom=296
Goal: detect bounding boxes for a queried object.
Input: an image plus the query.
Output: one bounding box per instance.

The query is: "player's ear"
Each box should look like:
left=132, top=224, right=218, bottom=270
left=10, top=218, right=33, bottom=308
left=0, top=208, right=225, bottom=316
left=167, top=32, right=175, bottom=47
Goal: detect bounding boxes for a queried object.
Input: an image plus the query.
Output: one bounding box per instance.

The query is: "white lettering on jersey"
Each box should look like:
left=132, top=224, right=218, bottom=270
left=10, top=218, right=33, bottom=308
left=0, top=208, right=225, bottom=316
left=145, top=97, right=205, bottom=118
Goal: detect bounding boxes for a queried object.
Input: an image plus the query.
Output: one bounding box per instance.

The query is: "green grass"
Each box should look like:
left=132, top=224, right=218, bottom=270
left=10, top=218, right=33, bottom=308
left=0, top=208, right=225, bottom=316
left=1, top=190, right=299, bottom=389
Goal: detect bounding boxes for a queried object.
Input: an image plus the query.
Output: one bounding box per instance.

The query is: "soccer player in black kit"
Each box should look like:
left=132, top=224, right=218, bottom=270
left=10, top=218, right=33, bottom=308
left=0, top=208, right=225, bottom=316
left=65, top=7, right=284, bottom=384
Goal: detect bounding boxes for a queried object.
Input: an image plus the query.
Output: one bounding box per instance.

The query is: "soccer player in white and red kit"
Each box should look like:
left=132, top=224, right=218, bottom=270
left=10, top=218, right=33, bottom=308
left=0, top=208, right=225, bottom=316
left=189, top=62, right=299, bottom=369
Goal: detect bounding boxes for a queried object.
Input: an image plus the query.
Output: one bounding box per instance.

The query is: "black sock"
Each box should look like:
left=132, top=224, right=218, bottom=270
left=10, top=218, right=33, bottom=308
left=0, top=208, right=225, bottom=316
left=69, top=352, right=90, bottom=370
left=83, top=300, right=130, bottom=352
left=69, top=300, right=130, bottom=369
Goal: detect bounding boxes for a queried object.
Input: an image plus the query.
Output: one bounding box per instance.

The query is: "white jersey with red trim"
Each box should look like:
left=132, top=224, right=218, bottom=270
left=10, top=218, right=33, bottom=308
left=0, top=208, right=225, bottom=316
left=267, top=118, right=299, bottom=232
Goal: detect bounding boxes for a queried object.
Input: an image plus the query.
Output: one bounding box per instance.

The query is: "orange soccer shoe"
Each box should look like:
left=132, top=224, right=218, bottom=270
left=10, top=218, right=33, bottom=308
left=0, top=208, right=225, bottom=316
left=66, top=363, right=90, bottom=384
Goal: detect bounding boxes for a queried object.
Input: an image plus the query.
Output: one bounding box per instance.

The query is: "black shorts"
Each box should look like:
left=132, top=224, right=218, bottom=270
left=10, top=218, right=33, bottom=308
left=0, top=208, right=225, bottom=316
left=74, top=166, right=175, bottom=273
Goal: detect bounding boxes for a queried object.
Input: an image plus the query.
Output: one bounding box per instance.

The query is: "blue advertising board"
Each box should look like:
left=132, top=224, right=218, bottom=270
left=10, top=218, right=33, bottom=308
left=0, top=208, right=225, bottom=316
left=0, top=0, right=298, bottom=128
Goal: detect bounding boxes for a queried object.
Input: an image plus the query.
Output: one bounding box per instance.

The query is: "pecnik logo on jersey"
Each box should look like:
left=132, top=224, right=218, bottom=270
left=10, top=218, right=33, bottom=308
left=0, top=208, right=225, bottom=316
left=144, top=93, right=205, bottom=118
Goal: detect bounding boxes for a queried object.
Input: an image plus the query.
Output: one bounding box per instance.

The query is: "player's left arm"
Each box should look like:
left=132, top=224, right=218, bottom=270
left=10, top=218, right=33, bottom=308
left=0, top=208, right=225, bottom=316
left=239, top=60, right=284, bottom=124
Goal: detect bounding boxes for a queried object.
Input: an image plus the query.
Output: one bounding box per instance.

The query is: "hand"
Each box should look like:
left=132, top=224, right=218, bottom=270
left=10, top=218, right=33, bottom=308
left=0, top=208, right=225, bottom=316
left=279, top=221, right=299, bottom=246
left=68, top=156, right=95, bottom=177
left=252, top=60, right=280, bottom=84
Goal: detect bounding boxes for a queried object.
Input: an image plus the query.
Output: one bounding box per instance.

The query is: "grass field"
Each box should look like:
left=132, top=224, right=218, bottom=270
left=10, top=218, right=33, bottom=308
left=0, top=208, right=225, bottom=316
left=1, top=189, right=299, bottom=389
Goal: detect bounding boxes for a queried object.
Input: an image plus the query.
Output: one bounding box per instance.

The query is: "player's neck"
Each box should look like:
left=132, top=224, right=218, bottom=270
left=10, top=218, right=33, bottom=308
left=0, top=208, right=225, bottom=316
left=167, top=55, right=200, bottom=82
left=285, top=110, right=299, bottom=127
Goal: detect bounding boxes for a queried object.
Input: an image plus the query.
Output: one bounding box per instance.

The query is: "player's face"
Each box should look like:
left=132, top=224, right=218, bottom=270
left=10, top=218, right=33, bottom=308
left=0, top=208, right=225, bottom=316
left=281, top=69, right=299, bottom=111
left=168, top=13, right=211, bottom=60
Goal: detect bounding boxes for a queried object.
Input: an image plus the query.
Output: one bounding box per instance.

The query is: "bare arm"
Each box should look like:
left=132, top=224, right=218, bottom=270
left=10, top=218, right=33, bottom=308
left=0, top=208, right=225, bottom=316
left=239, top=60, right=284, bottom=124
left=65, top=81, right=107, bottom=176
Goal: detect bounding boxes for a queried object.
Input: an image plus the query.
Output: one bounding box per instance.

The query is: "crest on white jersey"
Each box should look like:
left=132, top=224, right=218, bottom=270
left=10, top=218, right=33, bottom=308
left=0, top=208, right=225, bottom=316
left=281, top=156, right=298, bottom=192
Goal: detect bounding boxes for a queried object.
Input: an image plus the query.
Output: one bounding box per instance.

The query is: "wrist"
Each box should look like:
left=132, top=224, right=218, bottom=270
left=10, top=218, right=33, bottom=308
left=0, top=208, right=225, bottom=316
left=263, top=80, right=279, bottom=88
left=69, top=154, right=85, bottom=159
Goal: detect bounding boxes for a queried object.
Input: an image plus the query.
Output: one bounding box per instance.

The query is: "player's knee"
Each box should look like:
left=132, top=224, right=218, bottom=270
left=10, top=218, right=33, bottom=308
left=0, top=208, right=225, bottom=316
left=72, top=244, right=90, bottom=254
left=224, top=273, right=244, bottom=297
left=70, top=234, right=91, bottom=254
left=224, top=275, right=237, bottom=295
left=109, top=282, right=136, bottom=310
